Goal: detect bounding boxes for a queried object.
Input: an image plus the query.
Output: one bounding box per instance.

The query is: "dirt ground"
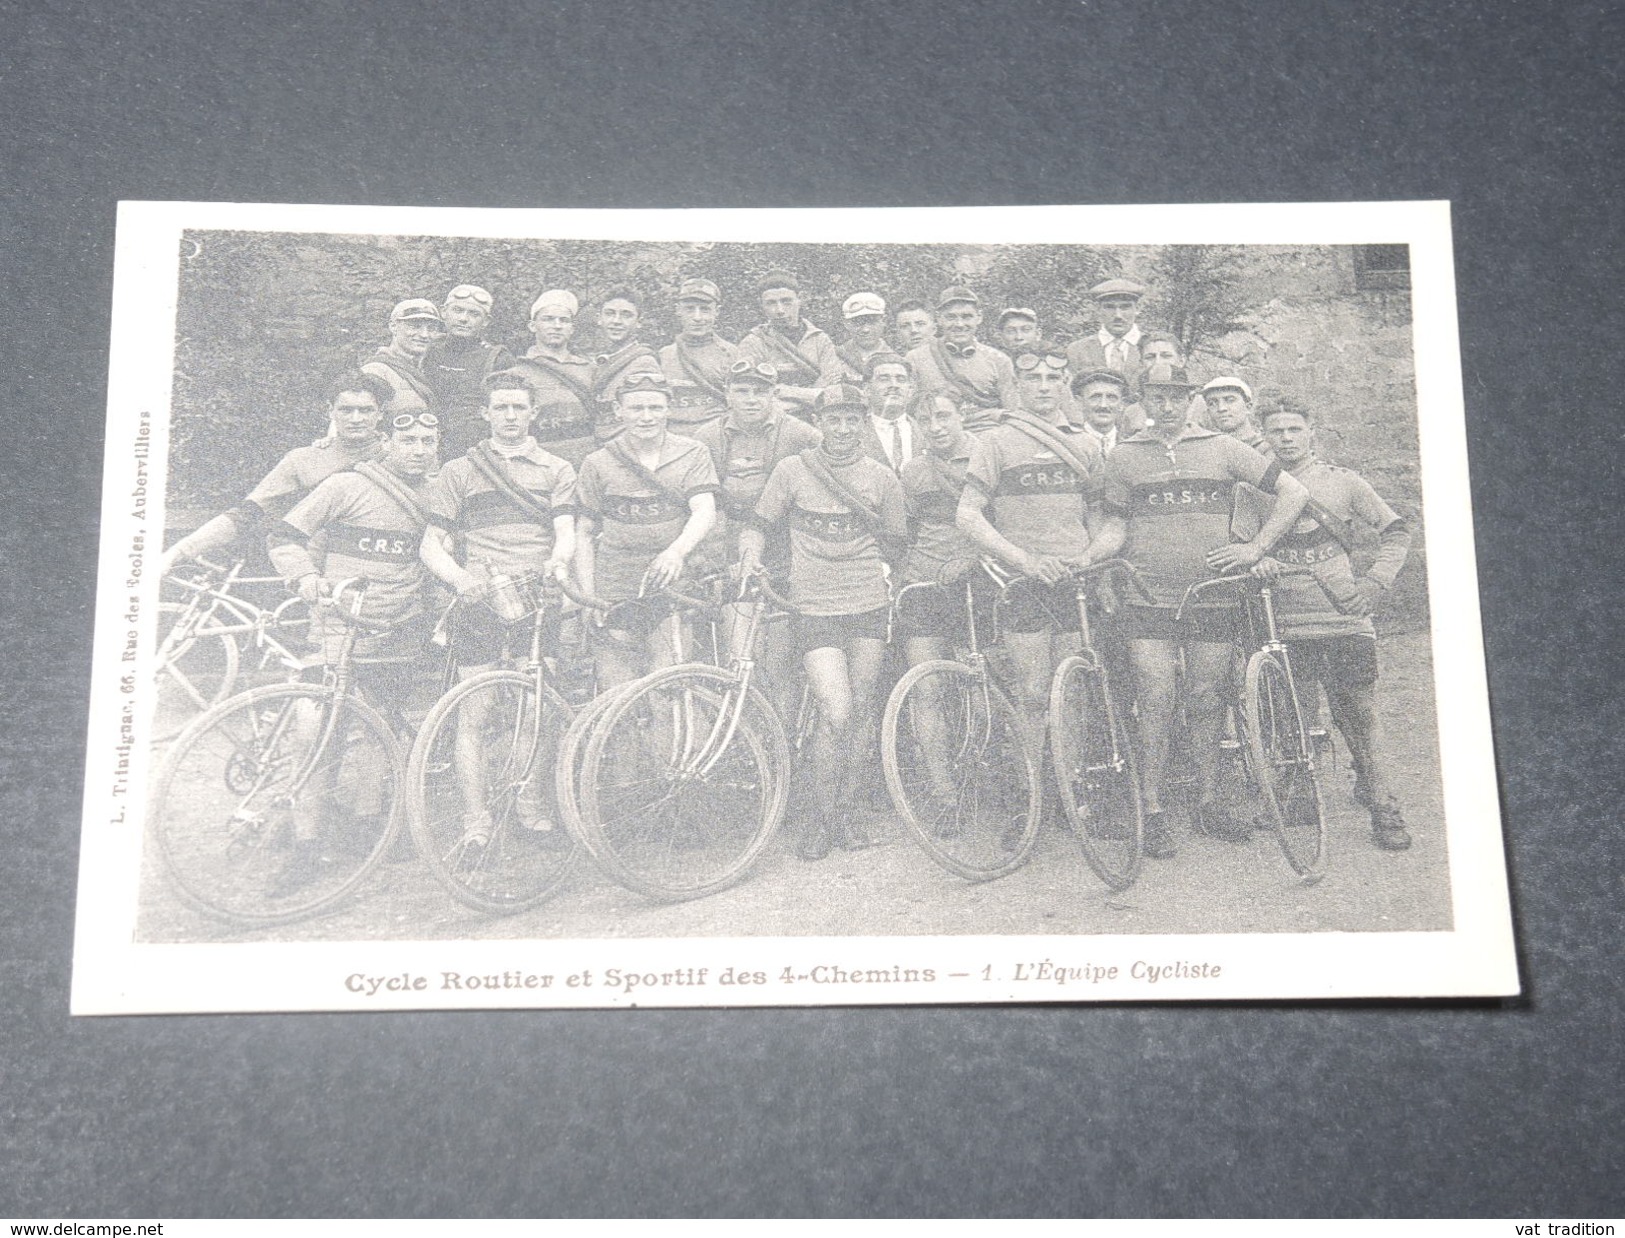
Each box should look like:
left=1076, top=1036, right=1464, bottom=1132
left=135, top=631, right=1450, bottom=945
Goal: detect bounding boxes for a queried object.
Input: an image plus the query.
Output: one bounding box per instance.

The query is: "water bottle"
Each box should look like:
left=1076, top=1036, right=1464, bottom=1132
left=487, top=573, right=528, bottom=623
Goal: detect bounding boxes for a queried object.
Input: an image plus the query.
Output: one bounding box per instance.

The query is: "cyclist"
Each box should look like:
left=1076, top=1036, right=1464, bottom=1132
left=1087, top=363, right=1310, bottom=858
left=421, top=284, right=515, bottom=458
left=510, top=289, right=598, bottom=467
left=955, top=350, right=1106, bottom=761
left=897, top=386, right=983, bottom=652
left=659, top=278, right=740, bottom=434
left=417, top=370, right=580, bottom=853
left=1202, top=377, right=1269, bottom=452
left=159, top=371, right=390, bottom=576
left=573, top=371, right=719, bottom=691
left=262, top=410, right=443, bottom=894
left=361, top=299, right=443, bottom=417
left=736, top=271, right=845, bottom=420
left=1253, top=399, right=1414, bottom=850
left=589, top=289, right=662, bottom=432
left=691, top=359, right=821, bottom=720
left=740, top=383, right=908, bottom=859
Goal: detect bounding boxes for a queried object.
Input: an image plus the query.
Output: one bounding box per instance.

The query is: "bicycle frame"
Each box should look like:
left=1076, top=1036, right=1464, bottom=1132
left=162, top=559, right=309, bottom=676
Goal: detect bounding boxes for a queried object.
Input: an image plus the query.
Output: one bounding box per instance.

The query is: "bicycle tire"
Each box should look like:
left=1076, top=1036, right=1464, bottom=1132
left=406, top=670, right=578, bottom=914
left=1243, top=649, right=1328, bottom=883
left=555, top=679, right=643, bottom=849
left=1048, top=654, right=1144, bottom=890
left=578, top=665, right=789, bottom=900
left=154, top=601, right=242, bottom=741
left=149, top=682, right=403, bottom=925
left=881, top=659, right=1042, bottom=882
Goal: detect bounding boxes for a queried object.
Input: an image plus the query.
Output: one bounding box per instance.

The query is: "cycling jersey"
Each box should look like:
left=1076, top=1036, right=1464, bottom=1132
left=509, top=348, right=597, bottom=465
left=243, top=438, right=384, bottom=523
left=422, top=440, right=578, bottom=580
left=753, top=452, right=907, bottom=618
left=575, top=433, right=719, bottom=602
left=963, top=419, right=1103, bottom=562
left=692, top=412, right=822, bottom=569
left=899, top=447, right=976, bottom=585
left=1103, top=424, right=1282, bottom=607
left=1268, top=457, right=1410, bottom=639
left=658, top=335, right=741, bottom=429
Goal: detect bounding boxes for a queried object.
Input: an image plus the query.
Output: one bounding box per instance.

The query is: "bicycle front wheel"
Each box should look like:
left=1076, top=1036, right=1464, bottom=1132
left=154, top=602, right=241, bottom=742
left=1048, top=655, right=1143, bottom=891
left=1243, top=649, right=1328, bottom=883
left=149, top=683, right=402, bottom=925
left=579, top=665, right=789, bottom=900
left=407, top=670, right=577, bottom=914
left=882, top=660, right=1042, bottom=881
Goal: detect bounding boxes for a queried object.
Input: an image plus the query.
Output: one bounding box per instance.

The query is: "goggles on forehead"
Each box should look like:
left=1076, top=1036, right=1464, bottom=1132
left=391, top=412, right=440, bottom=430
left=728, top=359, right=779, bottom=383
left=1014, top=352, right=1069, bottom=372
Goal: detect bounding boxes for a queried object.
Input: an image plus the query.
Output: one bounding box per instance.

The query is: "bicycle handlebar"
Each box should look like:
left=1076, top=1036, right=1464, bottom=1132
left=555, top=575, right=615, bottom=614
left=1175, top=567, right=1314, bottom=622
left=746, top=571, right=803, bottom=616
left=317, top=579, right=395, bottom=634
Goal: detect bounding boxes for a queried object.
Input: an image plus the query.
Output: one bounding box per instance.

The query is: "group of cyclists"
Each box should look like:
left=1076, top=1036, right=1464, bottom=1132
left=159, top=268, right=1416, bottom=898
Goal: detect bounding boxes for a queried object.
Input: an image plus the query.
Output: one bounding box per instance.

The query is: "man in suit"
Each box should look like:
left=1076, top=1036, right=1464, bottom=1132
left=858, top=353, right=917, bottom=473
left=1065, top=277, right=1146, bottom=390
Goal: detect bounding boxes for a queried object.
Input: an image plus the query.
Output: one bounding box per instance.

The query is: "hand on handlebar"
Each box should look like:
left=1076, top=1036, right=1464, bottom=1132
left=296, top=574, right=323, bottom=608
left=644, top=547, right=686, bottom=592
left=1021, top=553, right=1072, bottom=586
left=1250, top=555, right=1284, bottom=583
left=1206, top=540, right=1265, bottom=573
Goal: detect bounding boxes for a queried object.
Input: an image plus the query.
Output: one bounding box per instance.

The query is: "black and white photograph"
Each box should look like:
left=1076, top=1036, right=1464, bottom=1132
left=72, top=200, right=1515, bottom=1013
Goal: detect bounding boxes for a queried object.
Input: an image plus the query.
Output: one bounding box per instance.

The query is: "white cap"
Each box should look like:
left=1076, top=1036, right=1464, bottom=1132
left=529, top=289, right=579, bottom=319
left=842, top=292, right=886, bottom=319
left=1202, top=376, right=1254, bottom=402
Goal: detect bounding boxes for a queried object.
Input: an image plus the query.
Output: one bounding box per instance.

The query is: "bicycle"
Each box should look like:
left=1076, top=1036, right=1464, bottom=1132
left=155, top=556, right=311, bottom=740
left=564, top=571, right=791, bottom=900
left=1043, top=559, right=1151, bottom=891
left=405, top=570, right=606, bottom=914
left=148, top=580, right=407, bottom=925
left=880, top=570, right=1043, bottom=882
left=1175, top=570, right=1328, bottom=883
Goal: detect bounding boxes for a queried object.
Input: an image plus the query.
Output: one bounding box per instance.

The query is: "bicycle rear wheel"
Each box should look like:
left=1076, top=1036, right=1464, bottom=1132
left=407, top=670, right=577, bottom=914
left=882, top=660, right=1041, bottom=881
left=149, top=683, right=402, bottom=925
left=579, top=665, right=789, bottom=900
left=1243, top=649, right=1328, bottom=883
left=154, top=602, right=241, bottom=742
left=1048, top=655, right=1143, bottom=890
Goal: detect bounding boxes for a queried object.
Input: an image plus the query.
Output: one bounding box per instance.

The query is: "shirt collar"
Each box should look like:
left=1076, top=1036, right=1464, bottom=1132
left=1097, top=325, right=1141, bottom=350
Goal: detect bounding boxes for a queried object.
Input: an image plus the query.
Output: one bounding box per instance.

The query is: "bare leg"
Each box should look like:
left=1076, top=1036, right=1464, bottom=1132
left=801, top=644, right=854, bottom=859
left=1128, top=638, right=1181, bottom=816
left=1003, top=629, right=1058, bottom=772
left=840, top=635, right=889, bottom=846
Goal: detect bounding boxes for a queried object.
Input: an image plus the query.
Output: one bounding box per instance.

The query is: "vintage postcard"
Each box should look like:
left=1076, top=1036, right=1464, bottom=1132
left=72, top=201, right=1516, bottom=1012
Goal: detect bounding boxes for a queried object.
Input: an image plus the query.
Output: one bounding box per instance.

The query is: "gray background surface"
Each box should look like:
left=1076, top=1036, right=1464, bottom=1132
left=3, top=0, right=1619, bottom=1218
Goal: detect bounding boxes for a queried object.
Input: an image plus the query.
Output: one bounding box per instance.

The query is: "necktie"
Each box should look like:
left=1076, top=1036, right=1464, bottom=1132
left=889, top=420, right=904, bottom=472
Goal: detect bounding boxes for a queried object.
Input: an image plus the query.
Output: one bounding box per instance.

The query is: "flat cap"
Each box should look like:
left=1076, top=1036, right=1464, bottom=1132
left=677, top=278, right=721, bottom=304
left=997, top=306, right=1038, bottom=324
left=443, top=284, right=494, bottom=310
left=1140, top=362, right=1193, bottom=390
left=1088, top=278, right=1146, bottom=301
left=936, top=285, right=980, bottom=310
left=529, top=289, right=579, bottom=318
left=390, top=298, right=444, bottom=323
left=1071, top=368, right=1131, bottom=395
left=842, top=292, right=886, bottom=319
left=814, top=383, right=868, bottom=413
left=1202, top=376, right=1254, bottom=402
